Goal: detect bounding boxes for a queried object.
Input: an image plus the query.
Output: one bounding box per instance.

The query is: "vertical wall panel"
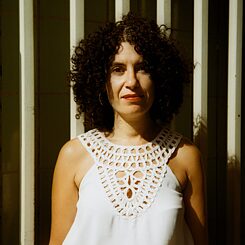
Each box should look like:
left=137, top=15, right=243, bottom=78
left=130, top=0, right=156, bottom=20
left=115, top=0, right=129, bottom=21
left=170, top=0, right=193, bottom=138
left=207, top=0, right=229, bottom=243
left=193, top=1, right=209, bottom=241
left=70, top=0, right=84, bottom=138
left=1, top=1, right=20, bottom=243
left=35, top=0, right=70, bottom=243
left=19, top=0, right=35, bottom=244
left=157, top=0, right=171, bottom=27
left=227, top=0, right=243, bottom=243
left=193, top=0, right=208, bottom=150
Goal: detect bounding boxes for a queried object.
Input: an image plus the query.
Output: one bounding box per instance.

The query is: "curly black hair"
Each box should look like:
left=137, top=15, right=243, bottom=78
left=70, top=12, right=190, bottom=132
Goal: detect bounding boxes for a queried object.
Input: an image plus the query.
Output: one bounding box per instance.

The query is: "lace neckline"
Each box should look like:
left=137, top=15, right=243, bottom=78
left=79, top=127, right=182, bottom=219
left=96, top=127, right=164, bottom=148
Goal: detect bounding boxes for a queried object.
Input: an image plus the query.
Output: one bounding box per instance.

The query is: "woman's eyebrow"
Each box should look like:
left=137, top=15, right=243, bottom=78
left=135, top=61, right=145, bottom=65
left=111, top=62, right=125, bottom=66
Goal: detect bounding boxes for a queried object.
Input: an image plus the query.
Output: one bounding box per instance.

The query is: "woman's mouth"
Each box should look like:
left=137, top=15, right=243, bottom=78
left=122, top=94, right=144, bottom=102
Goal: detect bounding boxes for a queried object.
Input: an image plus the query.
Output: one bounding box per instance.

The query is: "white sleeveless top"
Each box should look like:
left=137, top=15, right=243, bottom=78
left=62, top=128, right=194, bottom=245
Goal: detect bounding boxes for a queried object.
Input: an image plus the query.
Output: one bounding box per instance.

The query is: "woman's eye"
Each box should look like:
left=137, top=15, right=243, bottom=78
left=138, top=66, right=145, bottom=72
left=136, top=64, right=148, bottom=73
left=111, top=66, right=124, bottom=74
left=135, top=63, right=148, bottom=73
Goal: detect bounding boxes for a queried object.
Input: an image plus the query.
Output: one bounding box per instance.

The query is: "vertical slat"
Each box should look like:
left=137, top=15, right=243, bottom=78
left=115, top=0, right=130, bottom=21
left=70, top=0, right=84, bottom=138
left=19, top=0, right=35, bottom=244
left=193, top=0, right=208, bottom=151
left=156, top=0, right=173, bottom=128
left=227, top=0, right=243, bottom=243
left=157, top=0, right=171, bottom=27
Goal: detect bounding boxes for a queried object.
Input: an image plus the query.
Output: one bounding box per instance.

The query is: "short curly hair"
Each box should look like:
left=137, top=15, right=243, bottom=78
left=70, top=12, right=190, bottom=132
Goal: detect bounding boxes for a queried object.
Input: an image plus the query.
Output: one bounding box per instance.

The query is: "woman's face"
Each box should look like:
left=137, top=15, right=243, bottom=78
left=107, top=42, right=154, bottom=119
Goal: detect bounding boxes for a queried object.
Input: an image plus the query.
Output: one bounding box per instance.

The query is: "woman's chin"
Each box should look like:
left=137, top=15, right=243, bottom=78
left=115, top=107, right=151, bottom=120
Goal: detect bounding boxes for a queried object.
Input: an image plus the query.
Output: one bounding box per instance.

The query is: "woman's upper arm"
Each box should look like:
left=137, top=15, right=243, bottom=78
left=181, top=143, right=208, bottom=245
left=49, top=139, right=81, bottom=245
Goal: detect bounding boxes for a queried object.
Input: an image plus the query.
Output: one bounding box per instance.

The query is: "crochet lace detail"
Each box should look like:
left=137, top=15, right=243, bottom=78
left=79, top=127, right=182, bottom=219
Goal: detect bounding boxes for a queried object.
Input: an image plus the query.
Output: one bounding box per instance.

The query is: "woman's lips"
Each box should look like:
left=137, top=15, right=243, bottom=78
left=122, top=94, right=143, bottom=101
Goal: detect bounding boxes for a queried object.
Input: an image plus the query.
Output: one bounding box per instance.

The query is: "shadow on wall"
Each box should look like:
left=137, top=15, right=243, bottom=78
left=227, top=155, right=241, bottom=245
left=193, top=114, right=207, bottom=155
left=193, top=113, right=241, bottom=244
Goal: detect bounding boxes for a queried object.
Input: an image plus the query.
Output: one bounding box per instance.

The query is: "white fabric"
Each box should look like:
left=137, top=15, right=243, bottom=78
left=62, top=128, right=194, bottom=245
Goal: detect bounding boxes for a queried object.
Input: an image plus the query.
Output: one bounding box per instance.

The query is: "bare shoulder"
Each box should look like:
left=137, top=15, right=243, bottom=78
left=175, top=137, right=204, bottom=183
left=54, top=137, right=93, bottom=187
left=57, top=138, right=85, bottom=164
left=54, top=139, right=79, bottom=172
left=169, top=136, right=203, bottom=189
left=176, top=137, right=201, bottom=164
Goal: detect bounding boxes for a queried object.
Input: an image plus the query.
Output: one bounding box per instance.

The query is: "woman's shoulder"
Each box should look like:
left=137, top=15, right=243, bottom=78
left=174, top=137, right=203, bottom=178
left=56, top=135, right=91, bottom=172
left=167, top=134, right=202, bottom=187
left=177, top=137, right=201, bottom=159
left=165, top=127, right=200, bottom=156
left=55, top=136, right=94, bottom=188
left=58, top=138, right=84, bottom=161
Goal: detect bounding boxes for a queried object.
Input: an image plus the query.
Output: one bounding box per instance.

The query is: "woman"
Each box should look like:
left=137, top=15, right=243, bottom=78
left=49, top=13, right=208, bottom=245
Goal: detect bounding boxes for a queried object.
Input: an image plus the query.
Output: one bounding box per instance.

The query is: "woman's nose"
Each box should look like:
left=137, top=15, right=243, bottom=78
left=125, top=69, right=138, bottom=89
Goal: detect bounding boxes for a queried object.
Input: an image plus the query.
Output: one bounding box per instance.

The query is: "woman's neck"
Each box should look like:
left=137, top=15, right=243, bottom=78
left=107, top=113, right=161, bottom=145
